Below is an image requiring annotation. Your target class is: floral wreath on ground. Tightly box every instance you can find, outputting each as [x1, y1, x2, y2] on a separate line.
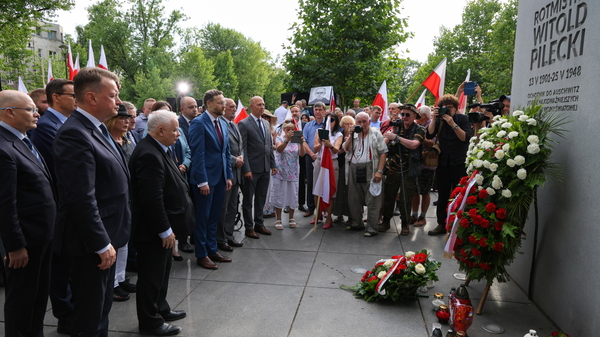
[340, 249, 441, 302]
[446, 103, 567, 284]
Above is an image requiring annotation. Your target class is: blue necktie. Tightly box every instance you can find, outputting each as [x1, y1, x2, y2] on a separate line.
[257, 118, 264, 138]
[99, 124, 119, 154]
[22, 137, 44, 166]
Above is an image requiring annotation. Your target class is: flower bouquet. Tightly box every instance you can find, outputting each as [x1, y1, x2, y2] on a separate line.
[445, 103, 567, 283]
[548, 332, 570, 337]
[340, 250, 441, 302]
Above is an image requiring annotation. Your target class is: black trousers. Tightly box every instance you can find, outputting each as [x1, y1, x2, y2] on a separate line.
[435, 164, 466, 226]
[305, 156, 315, 211]
[135, 242, 172, 331]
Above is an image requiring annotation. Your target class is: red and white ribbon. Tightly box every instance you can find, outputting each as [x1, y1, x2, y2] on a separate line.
[376, 256, 406, 295]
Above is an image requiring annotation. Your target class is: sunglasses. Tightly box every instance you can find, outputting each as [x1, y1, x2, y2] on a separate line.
[400, 113, 413, 117]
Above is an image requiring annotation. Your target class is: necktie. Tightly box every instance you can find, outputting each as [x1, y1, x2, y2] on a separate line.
[257, 118, 264, 138]
[22, 137, 44, 166]
[99, 124, 119, 154]
[168, 146, 177, 163]
[230, 122, 238, 139]
[214, 120, 223, 146]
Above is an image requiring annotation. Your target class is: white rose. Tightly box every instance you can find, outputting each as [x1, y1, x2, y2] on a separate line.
[514, 155, 526, 165]
[502, 143, 510, 151]
[502, 189, 512, 198]
[493, 115, 502, 121]
[474, 160, 483, 168]
[492, 179, 503, 189]
[502, 122, 513, 129]
[415, 263, 426, 275]
[527, 143, 540, 154]
[496, 130, 507, 138]
[517, 168, 527, 180]
[495, 150, 505, 160]
[483, 160, 491, 169]
[486, 187, 496, 195]
[519, 115, 529, 121]
[527, 118, 537, 126]
[500, 118, 508, 123]
[506, 159, 516, 167]
[378, 271, 387, 279]
[383, 259, 394, 268]
[467, 163, 474, 174]
[405, 251, 415, 259]
[478, 186, 483, 191]
[477, 151, 484, 159]
[481, 127, 491, 133]
[513, 110, 524, 116]
[491, 121, 502, 127]
[489, 163, 498, 172]
[527, 135, 539, 144]
[508, 131, 519, 139]
[475, 173, 484, 185]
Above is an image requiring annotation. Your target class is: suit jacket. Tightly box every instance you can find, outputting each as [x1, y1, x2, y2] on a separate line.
[188, 112, 233, 186]
[222, 117, 243, 186]
[178, 115, 190, 139]
[30, 110, 64, 181]
[238, 115, 276, 174]
[129, 136, 194, 242]
[52, 110, 131, 256]
[0, 126, 56, 252]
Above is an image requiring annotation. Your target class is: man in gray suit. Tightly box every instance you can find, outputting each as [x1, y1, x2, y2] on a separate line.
[217, 98, 244, 251]
[238, 96, 277, 239]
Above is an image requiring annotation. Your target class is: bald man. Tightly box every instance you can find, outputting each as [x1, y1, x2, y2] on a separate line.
[0, 90, 56, 336]
[178, 96, 199, 139]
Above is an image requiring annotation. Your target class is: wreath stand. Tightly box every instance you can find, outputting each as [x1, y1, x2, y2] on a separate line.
[463, 277, 491, 315]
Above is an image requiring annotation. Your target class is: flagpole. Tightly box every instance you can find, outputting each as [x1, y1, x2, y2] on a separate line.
[313, 196, 322, 232]
[404, 84, 424, 104]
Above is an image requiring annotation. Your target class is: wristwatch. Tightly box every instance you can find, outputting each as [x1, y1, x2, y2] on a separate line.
[452, 125, 460, 130]
[377, 169, 384, 174]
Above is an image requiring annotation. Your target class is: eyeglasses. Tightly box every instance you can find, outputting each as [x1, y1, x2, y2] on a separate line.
[56, 92, 76, 98]
[400, 113, 412, 117]
[117, 116, 130, 121]
[1, 107, 39, 114]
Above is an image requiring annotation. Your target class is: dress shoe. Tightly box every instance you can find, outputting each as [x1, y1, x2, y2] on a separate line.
[119, 280, 137, 293]
[139, 323, 181, 336]
[178, 242, 194, 253]
[113, 286, 130, 301]
[245, 228, 259, 239]
[228, 239, 243, 247]
[161, 310, 186, 322]
[255, 226, 271, 235]
[197, 257, 218, 270]
[298, 204, 308, 212]
[303, 210, 314, 217]
[428, 224, 447, 236]
[378, 221, 390, 232]
[172, 254, 183, 261]
[218, 243, 233, 252]
[433, 200, 438, 206]
[209, 252, 232, 262]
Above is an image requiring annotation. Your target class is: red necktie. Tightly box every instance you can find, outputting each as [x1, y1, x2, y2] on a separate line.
[214, 120, 223, 146]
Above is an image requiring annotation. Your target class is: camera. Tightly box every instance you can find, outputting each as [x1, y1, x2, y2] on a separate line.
[354, 125, 363, 133]
[468, 99, 505, 124]
[389, 120, 403, 127]
[437, 106, 449, 118]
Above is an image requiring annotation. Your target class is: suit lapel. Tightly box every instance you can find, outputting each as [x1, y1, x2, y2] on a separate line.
[148, 137, 187, 185]
[0, 127, 51, 179]
[203, 113, 223, 149]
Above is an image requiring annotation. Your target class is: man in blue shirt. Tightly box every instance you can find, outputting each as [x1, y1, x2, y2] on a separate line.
[301, 101, 325, 216]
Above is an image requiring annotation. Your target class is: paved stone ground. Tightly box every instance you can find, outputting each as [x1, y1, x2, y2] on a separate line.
[1, 194, 558, 336]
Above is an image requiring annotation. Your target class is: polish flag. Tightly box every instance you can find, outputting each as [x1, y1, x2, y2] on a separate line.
[372, 80, 388, 121]
[73, 54, 80, 78]
[67, 44, 75, 80]
[329, 88, 336, 114]
[458, 69, 471, 114]
[233, 98, 248, 124]
[86, 40, 95, 68]
[47, 59, 54, 83]
[98, 45, 108, 70]
[18, 77, 28, 93]
[415, 89, 427, 108]
[313, 116, 336, 212]
[422, 58, 447, 103]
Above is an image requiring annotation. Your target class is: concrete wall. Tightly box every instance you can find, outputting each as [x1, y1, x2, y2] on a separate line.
[510, 1, 600, 336]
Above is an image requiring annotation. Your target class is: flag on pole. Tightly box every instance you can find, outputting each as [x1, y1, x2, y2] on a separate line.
[47, 59, 54, 83]
[18, 77, 28, 93]
[372, 80, 388, 122]
[67, 44, 75, 80]
[86, 40, 95, 68]
[313, 116, 336, 212]
[73, 54, 80, 78]
[98, 45, 108, 70]
[329, 88, 336, 114]
[422, 58, 447, 103]
[233, 98, 248, 124]
[415, 89, 427, 108]
[458, 69, 471, 114]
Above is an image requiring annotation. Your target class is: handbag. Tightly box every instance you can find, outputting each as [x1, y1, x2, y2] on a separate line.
[422, 122, 442, 168]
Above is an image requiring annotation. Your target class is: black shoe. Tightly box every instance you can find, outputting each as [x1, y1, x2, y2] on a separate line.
[140, 323, 181, 336]
[227, 239, 243, 247]
[393, 207, 400, 216]
[178, 242, 194, 253]
[298, 204, 308, 212]
[56, 321, 70, 335]
[119, 280, 137, 293]
[161, 310, 186, 322]
[113, 286, 130, 301]
[433, 200, 438, 206]
[428, 224, 447, 236]
[173, 255, 183, 261]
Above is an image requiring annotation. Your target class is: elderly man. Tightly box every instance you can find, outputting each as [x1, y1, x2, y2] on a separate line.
[379, 104, 425, 236]
[0, 90, 56, 337]
[129, 110, 193, 336]
[343, 112, 388, 237]
[135, 98, 156, 138]
[380, 103, 400, 134]
[178, 96, 199, 139]
[238, 96, 277, 238]
[53, 67, 131, 336]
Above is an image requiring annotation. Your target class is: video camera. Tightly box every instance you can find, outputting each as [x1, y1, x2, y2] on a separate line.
[468, 99, 504, 123]
[389, 120, 403, 127]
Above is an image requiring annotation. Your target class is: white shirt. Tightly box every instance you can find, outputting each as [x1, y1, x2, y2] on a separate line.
[274, 105, 288, 125]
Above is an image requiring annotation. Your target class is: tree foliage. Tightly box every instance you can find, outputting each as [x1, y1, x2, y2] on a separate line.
[284, 0, 411, 107]
[213, 50, 238, 99]
[174, 46, 216, 99]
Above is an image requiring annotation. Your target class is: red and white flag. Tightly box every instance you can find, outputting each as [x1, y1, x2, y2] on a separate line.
[98, 45, 108, 70]
[86, 40, 95, 68]
[73, 54, 80, 78]
[422, 58, 447, 103]
[67, 44, 75, 80]
[372, 80, 388, 122]
[47, 59, 54, 83]
[233, 98, 248, 124]
[458, 69, 471, 114]
[313, 116, 336, 212]
[415, 89, 427, 108]
[18, 76, 28, 93]
[329, 88, 336, 114]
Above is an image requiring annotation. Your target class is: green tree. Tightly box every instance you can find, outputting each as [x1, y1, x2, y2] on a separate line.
[131, 67, 174, 108]
[263, 66, 287, 111]
[174, 46, 216, 98]
[213, 50, 238, 99]
[284, 0, 411, 107]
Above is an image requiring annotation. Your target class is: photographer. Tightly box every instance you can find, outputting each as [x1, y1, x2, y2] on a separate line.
[469, 94, 511, 138]
[379, 104, 425, 236]
[426, 94, 471, 236]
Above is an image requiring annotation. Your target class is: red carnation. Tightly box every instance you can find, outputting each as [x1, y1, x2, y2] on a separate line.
[480, 219, 490, 228]
[494, 221, 504, 231]
[496, 208, 507, 219]
[467, 196, 477, 205]
[361, 270, 372, 282]
[493, 242, 503, 252]
[412, 253, 428, 264]
[367, 276, 379, 283]
[460, 218, 470, 228]
[479, 262, 491, 270]
[391, 255, 402, 259]
[393, 268, 402, 274]
[449, 214, 456, 223]
[375, 262, 384, 267]
[455, 195, 463, 206]
[467, 261, 476, 268]
[471, 248, 482, 256]
[468, 208, 478, 217]
[485, 202, 497, 213]
[468, 235, 478, 244]
[473, 215, 484, 226]
[456, 238, 464, 246]
[399, 264, 407, 270]
[478, 189, 488, 199]
[478, 238, 488, 247]
[451, 187, 462, 198]
[457, 210, 463, 219]
[459, 176, 469, 186]
[469, 186, 476, 194]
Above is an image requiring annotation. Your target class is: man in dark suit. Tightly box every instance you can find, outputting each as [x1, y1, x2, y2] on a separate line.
[0, 90, 56, 337]
[129, 110, 193, 336]
[53, 67, 131, 337]
[178, 96, 198, 139]
[217, 98, 244, 252]
[188, 89, 233, 270]
[238, 96, 277, 239]
[29, 79, 77, 333]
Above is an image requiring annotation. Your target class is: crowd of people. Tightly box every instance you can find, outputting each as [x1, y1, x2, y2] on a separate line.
[0, 66, 511, 336]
